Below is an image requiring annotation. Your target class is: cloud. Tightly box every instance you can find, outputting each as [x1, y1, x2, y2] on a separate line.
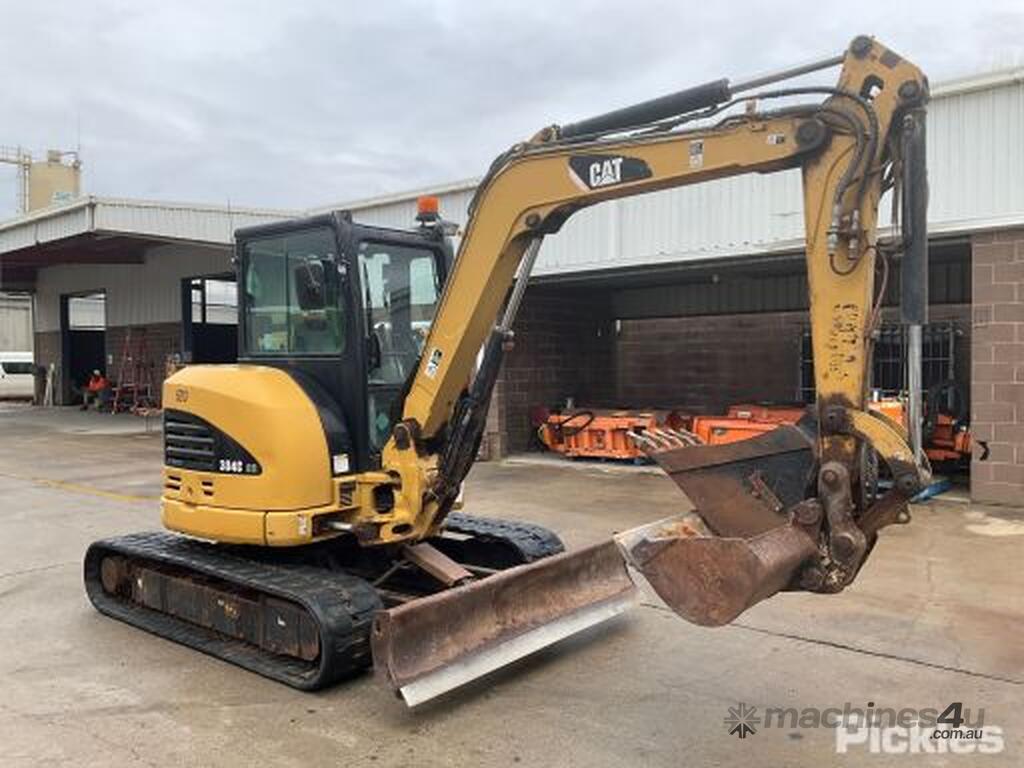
[2, 0, 1022, 218]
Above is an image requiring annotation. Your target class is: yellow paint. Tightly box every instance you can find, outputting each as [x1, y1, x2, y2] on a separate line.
[161, 365, 333, 545]
[163, 365, 331, 511]
[162, 498, 268, 545]
[27, 159, 80, 211]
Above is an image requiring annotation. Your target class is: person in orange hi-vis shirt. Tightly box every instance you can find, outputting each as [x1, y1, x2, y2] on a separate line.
[82, 369, 110, 411]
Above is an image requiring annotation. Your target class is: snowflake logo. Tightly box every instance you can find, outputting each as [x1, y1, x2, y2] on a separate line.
[724, 702, 760, 738]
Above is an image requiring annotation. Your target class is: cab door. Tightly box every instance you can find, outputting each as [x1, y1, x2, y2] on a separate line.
[353, 235, 447, 459]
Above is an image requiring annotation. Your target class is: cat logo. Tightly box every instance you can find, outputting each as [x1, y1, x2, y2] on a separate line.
[175, 387, 189, 403]
[589, 157, 623, 187]
[568, 154, 652, 191]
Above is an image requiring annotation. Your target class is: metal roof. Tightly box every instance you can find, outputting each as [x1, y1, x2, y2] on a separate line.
[0, 196, 295, 255]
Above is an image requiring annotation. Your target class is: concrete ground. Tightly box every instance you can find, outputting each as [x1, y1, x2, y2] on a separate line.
[1, 403, 1021, 767]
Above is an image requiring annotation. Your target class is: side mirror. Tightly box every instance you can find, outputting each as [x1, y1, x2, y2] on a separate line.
[294, 260, 326, 310]
[367, 330, 382, 371]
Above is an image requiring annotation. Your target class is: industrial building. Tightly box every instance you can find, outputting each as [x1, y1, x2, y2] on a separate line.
[1, 67, 1022, 505]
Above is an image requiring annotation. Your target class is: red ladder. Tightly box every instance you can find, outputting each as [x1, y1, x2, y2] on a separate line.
[111, 327, 157, 414]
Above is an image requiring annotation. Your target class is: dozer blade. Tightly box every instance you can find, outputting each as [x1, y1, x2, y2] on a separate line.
[371, 539, 636, 707]
[617, 425, 820, 626]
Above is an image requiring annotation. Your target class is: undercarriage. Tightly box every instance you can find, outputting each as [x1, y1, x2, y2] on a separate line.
[84, 514, 566, 691]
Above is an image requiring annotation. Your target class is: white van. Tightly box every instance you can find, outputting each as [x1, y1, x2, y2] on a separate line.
[0, 352, 35, 399]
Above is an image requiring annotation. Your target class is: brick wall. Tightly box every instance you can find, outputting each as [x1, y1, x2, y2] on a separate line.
[615, 312, 809, 414]
[106, 323, 182, 406]
[484, 289, 615, 456]
[484, 294, 974, 460]
[971, 229, 1024, 506]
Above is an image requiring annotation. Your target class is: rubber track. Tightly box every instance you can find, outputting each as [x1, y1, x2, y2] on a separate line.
[84, 531, 382, 690]
[84, 516, 564, 691]
[444, 513, 564, 562]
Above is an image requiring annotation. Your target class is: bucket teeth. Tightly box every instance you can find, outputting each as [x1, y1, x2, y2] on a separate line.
[655, 428, 687, 448]
[667, 427, 701, 445]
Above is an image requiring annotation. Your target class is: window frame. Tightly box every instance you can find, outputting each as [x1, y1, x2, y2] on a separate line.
[357, 239, 444, 381]
[240, 225, 346, 358]
[355, 238, 447, 452]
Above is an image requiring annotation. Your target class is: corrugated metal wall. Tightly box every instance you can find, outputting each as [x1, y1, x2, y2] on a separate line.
[345, 75, 1024, 277]
[928, 78, 1024, 226]
[93, 199, 291, 244]
[33, 243, 231, 332]
[0, 204, 91, 253]
[0, 293, 32, 350]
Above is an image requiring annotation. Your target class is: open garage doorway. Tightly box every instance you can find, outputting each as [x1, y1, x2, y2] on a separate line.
[181, 275, 238, 364]
[60, 291, 106, 405]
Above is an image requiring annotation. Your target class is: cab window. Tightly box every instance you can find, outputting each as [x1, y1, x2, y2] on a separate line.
[243, 227, 344, 355]
[358, 241, 442, 449]
[358, 242, 441, 386]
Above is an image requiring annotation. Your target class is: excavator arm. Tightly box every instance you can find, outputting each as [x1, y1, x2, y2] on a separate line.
[370, 35, 931, 701]
[382, 35, 928, 535]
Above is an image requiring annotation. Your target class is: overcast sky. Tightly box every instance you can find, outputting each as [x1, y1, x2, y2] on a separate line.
[2, 1, 1022, 219]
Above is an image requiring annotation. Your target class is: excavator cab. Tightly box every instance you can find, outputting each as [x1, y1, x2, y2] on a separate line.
[236, 211, 453, 473]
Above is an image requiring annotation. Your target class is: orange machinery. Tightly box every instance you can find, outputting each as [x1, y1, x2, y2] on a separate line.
[726, 403, 807, 424]
[687, 403, 810, 446]
[538, 398, 970, 465]
[537, 404, 805, 459]
[869, 398, 971, 463]
[688, 416, 777, 446]
[720, 400, 971, 464]
[536, 405, 792, 459]
[537, 408, 689, 460]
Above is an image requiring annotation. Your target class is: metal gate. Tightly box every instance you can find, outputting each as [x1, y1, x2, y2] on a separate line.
[799, 321, 960, 403]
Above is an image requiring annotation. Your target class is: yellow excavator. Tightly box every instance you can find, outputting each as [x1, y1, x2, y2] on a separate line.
[85, 36, 930, 706]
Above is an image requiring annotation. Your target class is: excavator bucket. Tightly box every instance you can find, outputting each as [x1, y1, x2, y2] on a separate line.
[616, 425, 820, 626]
[371, 539, 636, 706]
